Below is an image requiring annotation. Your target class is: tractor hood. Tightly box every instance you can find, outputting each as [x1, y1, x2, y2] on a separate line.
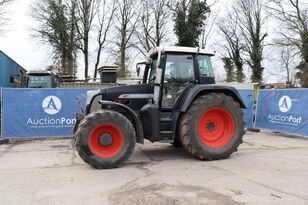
[100, 84, 154, 102]
[86, 83, 154, 114]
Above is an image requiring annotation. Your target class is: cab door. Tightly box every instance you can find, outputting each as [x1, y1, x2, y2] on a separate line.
[161, 54, 195, 109]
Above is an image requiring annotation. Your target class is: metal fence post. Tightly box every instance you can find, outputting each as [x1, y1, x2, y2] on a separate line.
[253, 88, 260, 129]
[0, 87, 3, 139]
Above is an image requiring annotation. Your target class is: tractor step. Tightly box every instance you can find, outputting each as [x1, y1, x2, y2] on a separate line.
[160, 117, 172, 122]
[160, 112, 172, 133]
[160, 130, 173, 142]
[160, 130, 173, 135]
[159, 112, 173, 142]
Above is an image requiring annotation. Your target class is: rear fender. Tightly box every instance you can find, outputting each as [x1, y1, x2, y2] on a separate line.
[174, 85, 246, 113]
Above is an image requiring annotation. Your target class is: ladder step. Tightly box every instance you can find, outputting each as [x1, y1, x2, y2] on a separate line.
[160, 130, 173, 142]
[160, 117, 172, 122]
[160, 131, 173, 135]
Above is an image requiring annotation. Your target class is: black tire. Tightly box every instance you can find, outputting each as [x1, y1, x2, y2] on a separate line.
[179, 93, 245, 160]
[75, 110, 136, 169]
[73, 119, 81, 134]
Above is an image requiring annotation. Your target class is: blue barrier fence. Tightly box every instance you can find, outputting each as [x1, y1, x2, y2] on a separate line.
[0, 88, 267, 139]
[1, 88, 91, 138]
[255, 89, 308, 137]
[238, 90, 254, 129]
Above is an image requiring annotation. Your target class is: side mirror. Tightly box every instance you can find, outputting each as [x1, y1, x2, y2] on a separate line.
[136, 65, 141, 77]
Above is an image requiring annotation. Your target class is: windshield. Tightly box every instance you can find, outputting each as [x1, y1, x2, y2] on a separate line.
[196, 55, 214, 78]
[165, 54, 194, 81]
[28, 75, 52, 88]
[147, 59, 157, 83]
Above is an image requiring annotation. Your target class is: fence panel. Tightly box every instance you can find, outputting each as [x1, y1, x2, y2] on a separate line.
[2, 88, 91, 138]
[255, 89, 308, 137]
[0, 87, 3, 138]
[238, 90, 254, 128]
[1, 88, 256, 139]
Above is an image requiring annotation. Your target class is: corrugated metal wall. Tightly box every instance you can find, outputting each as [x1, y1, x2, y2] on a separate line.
[0, 51, 26, 88]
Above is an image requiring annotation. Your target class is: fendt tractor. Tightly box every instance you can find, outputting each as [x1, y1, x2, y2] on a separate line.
[74, 46, 246, 169]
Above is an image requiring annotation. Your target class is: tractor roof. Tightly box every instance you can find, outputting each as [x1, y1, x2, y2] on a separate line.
[149, 46, 215, 57]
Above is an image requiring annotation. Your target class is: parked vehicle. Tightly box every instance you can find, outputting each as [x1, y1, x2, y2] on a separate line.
[26, 71, 58, 88]
[74, 46, 246, 169]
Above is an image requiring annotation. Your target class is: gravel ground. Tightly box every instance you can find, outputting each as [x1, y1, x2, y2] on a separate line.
[0, 131, 308, 205]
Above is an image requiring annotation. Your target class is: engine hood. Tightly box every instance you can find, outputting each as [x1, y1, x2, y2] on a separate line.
[99, 83, 154, 102]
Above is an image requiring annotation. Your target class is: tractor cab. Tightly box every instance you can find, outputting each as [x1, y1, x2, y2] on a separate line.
[139, 47, 216, 108]
[141, 47, 215, 84]
[76, 46, 246, 169]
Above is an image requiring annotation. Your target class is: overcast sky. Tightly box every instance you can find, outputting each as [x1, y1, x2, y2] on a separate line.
[0, 0, 53, 69]
[0, 0, 287, 83]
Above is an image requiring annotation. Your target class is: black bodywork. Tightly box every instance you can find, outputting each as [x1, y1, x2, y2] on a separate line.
[86, 84, 154, 114]
[85, 84, 245, 144]
[82, 51, 246, 144]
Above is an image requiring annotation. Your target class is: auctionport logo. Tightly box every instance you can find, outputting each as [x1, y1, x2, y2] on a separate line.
[26, 95, 76, 128]
[42, 96, 62, 115]
[278, 96, 292, 113]
[267, 95, 301, 126]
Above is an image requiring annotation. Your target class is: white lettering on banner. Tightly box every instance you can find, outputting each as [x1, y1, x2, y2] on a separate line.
[267, 114, 302, 126]
[27, 117, 76, 128]
[267, 95, 302, 126]
[26, 95, 76, 129]
[27, 95, 76, 128]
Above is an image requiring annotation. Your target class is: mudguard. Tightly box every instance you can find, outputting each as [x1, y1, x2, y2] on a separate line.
[99, 100, 144, 144]
[174, 84, 246, 112]
[170, 84, 246, 141]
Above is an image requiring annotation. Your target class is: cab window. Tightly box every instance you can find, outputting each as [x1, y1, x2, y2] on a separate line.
[196, 55, 214, 77]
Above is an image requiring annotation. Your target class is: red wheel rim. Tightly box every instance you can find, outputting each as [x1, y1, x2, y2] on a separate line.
[198, 108, 235, 148]
[88, 124, 124, 158]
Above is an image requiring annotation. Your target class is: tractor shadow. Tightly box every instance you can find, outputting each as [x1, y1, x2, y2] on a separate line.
[129, 143, 195, 164]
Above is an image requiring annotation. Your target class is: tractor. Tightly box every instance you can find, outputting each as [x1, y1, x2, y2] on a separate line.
[74, 46, 246, 169]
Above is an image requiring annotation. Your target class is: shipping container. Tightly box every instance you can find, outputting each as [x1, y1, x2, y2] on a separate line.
[0, 50, 27, 87]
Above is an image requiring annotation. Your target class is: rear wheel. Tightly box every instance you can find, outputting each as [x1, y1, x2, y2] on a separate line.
[179, 93, 245, 160]
[75, 110, 135, 169]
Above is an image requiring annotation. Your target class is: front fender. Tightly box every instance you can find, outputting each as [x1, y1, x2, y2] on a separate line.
[99, 100, 144, 144]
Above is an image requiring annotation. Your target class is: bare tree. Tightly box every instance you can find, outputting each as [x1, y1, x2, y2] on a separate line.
[93, 0, 116, 81]
[269, 46, 297, 84]
[235, 0, 267, 83]
[266, 0, 308, 87]
[114, 0, 140, 77]
[222, 57, 236, 82]
[280, 46, 296, 83]
[31, 0, 78, 76]
[219, 15, 245, 83]
[135, 0, 172, 56]
[75, 0, 101, 80]
[200, 12, 216, 49]
[0, 0, 13, 34]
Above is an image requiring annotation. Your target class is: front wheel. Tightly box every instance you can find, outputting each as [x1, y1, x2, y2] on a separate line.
[75, 110, 136, 169]
[179, 93, 245, 160]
